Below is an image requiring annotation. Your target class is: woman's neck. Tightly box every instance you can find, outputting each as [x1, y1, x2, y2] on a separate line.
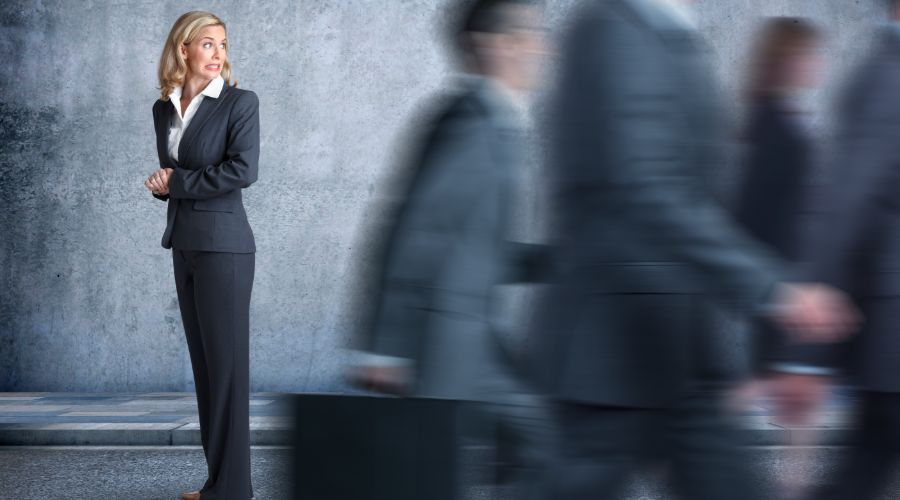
[181, 73, 213, 103]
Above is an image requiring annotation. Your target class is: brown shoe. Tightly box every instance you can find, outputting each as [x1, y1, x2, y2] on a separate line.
[180, 492, 201, 500]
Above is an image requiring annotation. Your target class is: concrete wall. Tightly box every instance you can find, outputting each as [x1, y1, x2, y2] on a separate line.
[0, 0, 887, 392]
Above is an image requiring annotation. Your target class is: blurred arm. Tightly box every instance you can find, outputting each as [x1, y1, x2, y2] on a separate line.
[364, 116, 498, 360]
[555, 14, 785, 305]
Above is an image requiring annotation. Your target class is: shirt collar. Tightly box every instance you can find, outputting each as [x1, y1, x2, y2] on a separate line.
[170, 75, 225, 101]
[630, 0, 697, 30]
[202, 75, 225, 98]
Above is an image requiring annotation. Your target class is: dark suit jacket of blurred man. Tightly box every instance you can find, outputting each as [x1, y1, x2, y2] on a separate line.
[780, 26, 900, 500]
[362, 76, 534, 400]
[356, 75, 551, 499]
[534, 1, 788, 498]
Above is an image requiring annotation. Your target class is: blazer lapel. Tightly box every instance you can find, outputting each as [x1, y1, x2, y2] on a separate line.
[177, 85, 230, 164]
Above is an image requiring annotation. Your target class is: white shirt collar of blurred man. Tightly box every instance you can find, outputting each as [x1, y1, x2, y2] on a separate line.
[634, 0, 697, 30]
[456, 73, 531, 132]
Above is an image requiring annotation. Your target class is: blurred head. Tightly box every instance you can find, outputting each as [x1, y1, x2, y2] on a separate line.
[158, 11, 234, 101]
[891, 0, 900, 20]
[450, 0, 546, 91]
[745, 17, 824, 101]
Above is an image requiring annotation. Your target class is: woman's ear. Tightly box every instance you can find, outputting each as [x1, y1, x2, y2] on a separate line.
[180, 43, 187, 60]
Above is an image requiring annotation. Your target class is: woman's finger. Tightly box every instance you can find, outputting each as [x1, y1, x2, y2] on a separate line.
[151, 175, 166, 193]
[158, 170, 171, 188]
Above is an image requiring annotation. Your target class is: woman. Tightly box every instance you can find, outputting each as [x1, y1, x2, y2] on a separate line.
[734, 17, 826, 500]
[736, 17, 824, 263]
[144, 11, 259, 500]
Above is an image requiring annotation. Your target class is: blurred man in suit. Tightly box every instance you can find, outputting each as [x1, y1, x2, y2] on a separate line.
[770, 1, 900, 498]
[535, 0, 859, 498]
[351, 0, 551, 496]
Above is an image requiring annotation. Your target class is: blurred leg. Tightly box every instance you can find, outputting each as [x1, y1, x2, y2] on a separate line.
[481, 385, 555, 500]
[668, 388, 768, 500]
[469, 335, 556, 500]
[544, 402, 650, 500]
[815, 391, 900, 500]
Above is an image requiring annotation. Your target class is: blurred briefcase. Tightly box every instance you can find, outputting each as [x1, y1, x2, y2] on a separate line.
[291, 394, 464, 500]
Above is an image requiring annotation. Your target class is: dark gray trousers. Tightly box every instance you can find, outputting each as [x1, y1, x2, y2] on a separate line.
[816, 391, 900, 500]
[546, 389, 767, 500]
[173, 250, 255, 500]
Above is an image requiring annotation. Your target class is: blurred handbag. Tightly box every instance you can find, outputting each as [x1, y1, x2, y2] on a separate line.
[291, 394, 465, 500]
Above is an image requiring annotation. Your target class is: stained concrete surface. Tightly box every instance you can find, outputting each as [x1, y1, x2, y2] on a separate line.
[0, 1, 888, 392]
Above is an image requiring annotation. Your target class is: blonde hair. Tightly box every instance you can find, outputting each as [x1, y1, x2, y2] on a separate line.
[158, 11, 235, 101]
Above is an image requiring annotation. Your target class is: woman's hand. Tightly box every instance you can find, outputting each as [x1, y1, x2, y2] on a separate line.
[145, 168, 174, 195]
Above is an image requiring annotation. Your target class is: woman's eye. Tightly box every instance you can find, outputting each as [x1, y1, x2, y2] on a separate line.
[203, 42, 212, 49]
[220, 44, 226, 50]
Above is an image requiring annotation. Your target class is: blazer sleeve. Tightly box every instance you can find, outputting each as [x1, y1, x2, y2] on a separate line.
[167, 91, 260, 200]
[557, 13, 786, 305]
[365, 117, 497, 360]
[151, 101, 170, 202]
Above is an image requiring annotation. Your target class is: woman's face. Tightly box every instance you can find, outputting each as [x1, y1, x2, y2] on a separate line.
[784, 43, 825, 91]
[182, 25, 227, 81]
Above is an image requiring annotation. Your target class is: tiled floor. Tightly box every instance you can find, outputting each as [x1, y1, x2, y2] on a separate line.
[0, 392, 295, 445]
[0, 391, 855, 446]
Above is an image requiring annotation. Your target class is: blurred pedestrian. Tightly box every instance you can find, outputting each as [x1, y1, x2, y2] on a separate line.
[771, 2, 900, 499]
[351, 1, 552, 497]
[534, 1, 858, 499]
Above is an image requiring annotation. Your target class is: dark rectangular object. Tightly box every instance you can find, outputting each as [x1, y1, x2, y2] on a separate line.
[291, 395, 463, 500]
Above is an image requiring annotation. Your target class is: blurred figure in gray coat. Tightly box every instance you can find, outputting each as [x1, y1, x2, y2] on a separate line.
[534, 1, 859, 499]
[732, 18, 828, 499]
[769, 1, 900, 499]
[351, 0, 551, 496]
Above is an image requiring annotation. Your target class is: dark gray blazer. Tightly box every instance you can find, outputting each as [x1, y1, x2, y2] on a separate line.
[359, 78, 528, 399]
[151, 85, 259, 253]
[735, 97, 815, 262]
[781, 30, 900, 391]
[735, 97, 817, 373]
[534, 0, 786, 407]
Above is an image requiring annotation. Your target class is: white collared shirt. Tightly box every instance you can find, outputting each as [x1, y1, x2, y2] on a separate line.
[167, 75, 224, 162]
[642, 0, 697, 29]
